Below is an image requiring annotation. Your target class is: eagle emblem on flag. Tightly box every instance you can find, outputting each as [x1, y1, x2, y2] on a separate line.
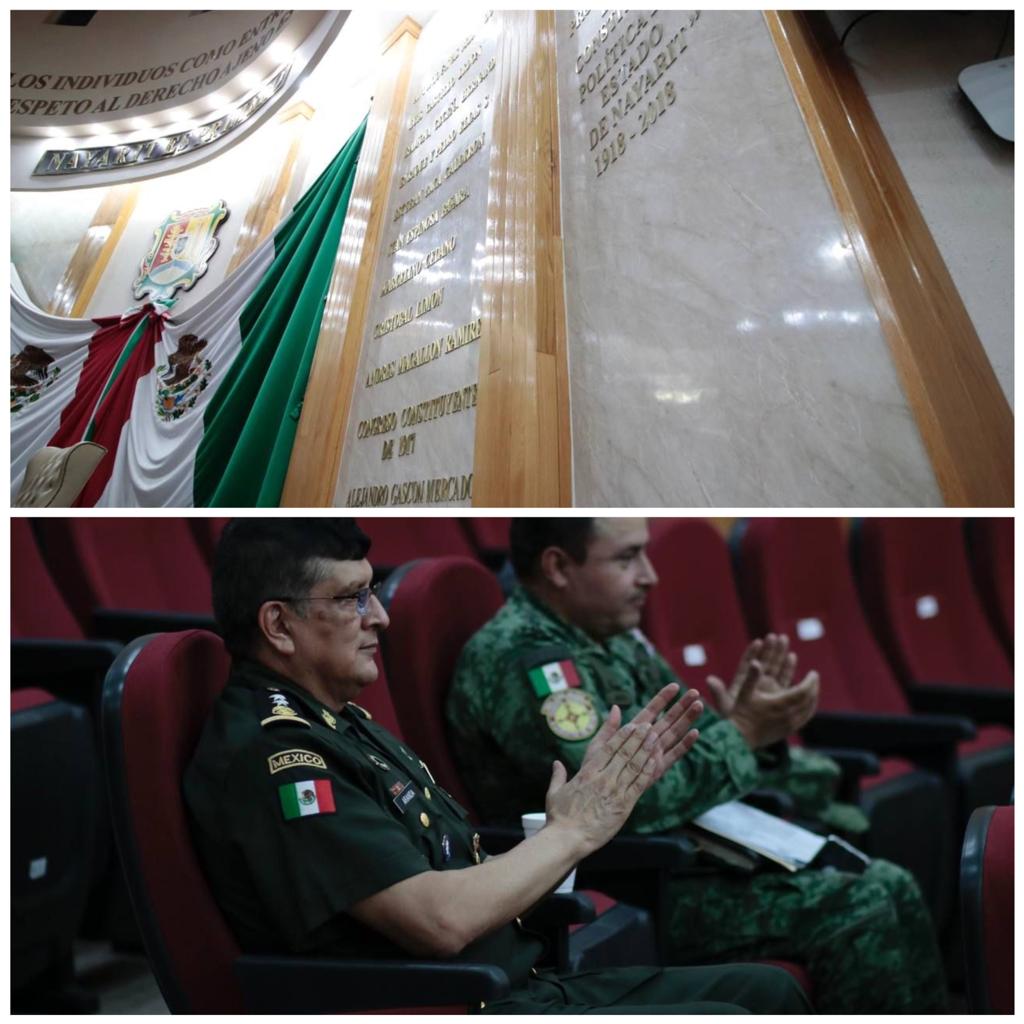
[11, 344, 60, 414]
[154, 333, 211, 421]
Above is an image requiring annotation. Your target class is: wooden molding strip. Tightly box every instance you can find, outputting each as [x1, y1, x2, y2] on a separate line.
[471, 11, 571, 506]
[767, 11, 1013, 507]
[281, 19, 421, 507]
[50, 183, 138, 318]
[225, 102, 316, 276]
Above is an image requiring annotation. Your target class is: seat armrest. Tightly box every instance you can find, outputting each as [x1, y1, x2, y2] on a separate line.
[234, 956, 510, 1012]
[91, 608, 218, 644]
[802, 710, 975, 751]
[12, 637, 122, 681]
[811, 746, 881, 781]
[578, 833, 698, 872]
[524, 890, 596, 930]
[477, 826, 698, 872]
[905, 684, 1013, 729]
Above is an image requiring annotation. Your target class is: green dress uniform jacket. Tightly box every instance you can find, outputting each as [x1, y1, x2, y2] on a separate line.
[183, 659, 811, 1015]
[446, 587, 948, 1013]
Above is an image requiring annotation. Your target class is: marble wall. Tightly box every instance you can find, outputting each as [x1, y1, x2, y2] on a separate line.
[556, 10, 943, 506]
[333, 10, 498, 508]
[830, 10, 1013, 407]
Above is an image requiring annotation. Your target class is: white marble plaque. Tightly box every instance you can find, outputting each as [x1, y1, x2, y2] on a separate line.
[335, 10, 498, 508]
[556, 10, 942, 506]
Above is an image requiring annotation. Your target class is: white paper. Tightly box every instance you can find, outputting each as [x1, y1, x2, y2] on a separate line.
[693, 800, 827, 871]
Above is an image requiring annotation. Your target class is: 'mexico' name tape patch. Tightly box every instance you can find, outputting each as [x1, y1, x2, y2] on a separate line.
[279, 779, 335, 820]
[268, 749, 328, 775]
[528, 659, 580, 698]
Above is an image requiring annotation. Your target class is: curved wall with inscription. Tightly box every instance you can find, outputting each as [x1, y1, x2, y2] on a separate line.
[556, 10, 942, 506]
[334, 10, 499, 509]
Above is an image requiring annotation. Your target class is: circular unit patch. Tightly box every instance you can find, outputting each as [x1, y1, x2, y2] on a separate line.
[540, 689, 599, 741]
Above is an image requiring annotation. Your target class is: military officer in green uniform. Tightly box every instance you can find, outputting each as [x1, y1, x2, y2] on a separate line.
[447, 518, 948, 1013]
[184, 519, 812, 1014]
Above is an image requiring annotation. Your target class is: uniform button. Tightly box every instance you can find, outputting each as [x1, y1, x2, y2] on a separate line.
[419, 811, 431, 828]
[515, 916, 523, 927]
[424, 787, 432, 800]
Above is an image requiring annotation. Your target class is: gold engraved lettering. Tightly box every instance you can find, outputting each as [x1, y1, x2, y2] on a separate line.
[398, 432, 417, 457]
[356, 411, 398, 439]
[365, 361, 397, 388]
[443, 317, 483, 353]
[425, 76, 456, 115]
[380, 236, 456, 295]
[346, 474, 473, 508]
[433, 95, 459, 133]
[459, 96, 488, 135]
[400, 382, 478, 428]
[430, 128, 457, 162]
[415, 32, 476, 105]
[381, 438, 394, 461]
[403, 127, 432, 159]
[460, 57, 497, 104]
[388, 188, 469, 256]
[373, 287, 444, 340]
[398, 339, 444, 375]
[457, 46, 481, 80]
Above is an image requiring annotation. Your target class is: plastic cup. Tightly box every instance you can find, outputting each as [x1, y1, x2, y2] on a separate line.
[521, 811, 576, 893]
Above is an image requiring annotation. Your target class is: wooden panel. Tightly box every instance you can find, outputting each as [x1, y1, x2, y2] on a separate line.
[281, 18, 421, 507]
[49, 183, 138, 317]
[225, 101, 315, 276]
[471, 11, 571, 506]
[767, 12, 1013, 507]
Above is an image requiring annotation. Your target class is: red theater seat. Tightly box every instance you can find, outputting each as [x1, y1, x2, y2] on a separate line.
[855, 518, 1012, 706]
[189, 517, 231, 566]
[735, 518, 1009, 824]
[966, 518, 1013, 658]
[377, 556, 813, 993]
[642, 517, 953, 928]
[357, 517, 476, 573]
[101, 630, 509, 1013]
[34, 518, 216, 642]
[961, 806, 1014, 1014]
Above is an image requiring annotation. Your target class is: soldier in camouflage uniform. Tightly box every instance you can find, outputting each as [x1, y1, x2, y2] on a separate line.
[184, 519, 812, 1015]
[447, 518, 948, 1013]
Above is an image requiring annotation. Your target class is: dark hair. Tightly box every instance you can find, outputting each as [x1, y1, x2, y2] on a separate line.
[509, 518, 596, 580]
[212, 518, 371, 658]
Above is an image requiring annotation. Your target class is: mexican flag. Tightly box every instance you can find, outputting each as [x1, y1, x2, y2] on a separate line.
[279, 778, 336, 820]
[528, 659, 581, 698]
[10, 117, 366, 507]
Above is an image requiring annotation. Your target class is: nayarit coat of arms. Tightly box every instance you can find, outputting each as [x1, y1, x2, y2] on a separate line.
[155, 334, 211, 421]
[133, 200, 228, 305]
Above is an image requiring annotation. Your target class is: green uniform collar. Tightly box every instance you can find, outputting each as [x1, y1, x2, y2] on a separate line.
[511, 585, 619, 658]
[230, 658, 358, 736]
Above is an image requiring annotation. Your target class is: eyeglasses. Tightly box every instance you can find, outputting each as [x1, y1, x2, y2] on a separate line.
[270, 582, 382, 617]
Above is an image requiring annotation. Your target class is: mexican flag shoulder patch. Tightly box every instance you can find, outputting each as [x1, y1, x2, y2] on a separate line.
[527, 659, 580, 698]
[279, 778, 335, 820]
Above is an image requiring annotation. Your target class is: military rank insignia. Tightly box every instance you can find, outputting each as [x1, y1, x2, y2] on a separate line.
[528, 658, 581, 697]
[278, 779, 335, 820]
[260, 689, 310, 728]
[541, 689, 600, 741]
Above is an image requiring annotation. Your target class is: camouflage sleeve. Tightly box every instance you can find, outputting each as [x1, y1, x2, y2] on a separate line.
[621, 635, 765, 833]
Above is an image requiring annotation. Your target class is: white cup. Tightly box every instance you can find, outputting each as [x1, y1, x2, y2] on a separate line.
[522, 811, 577, 893]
